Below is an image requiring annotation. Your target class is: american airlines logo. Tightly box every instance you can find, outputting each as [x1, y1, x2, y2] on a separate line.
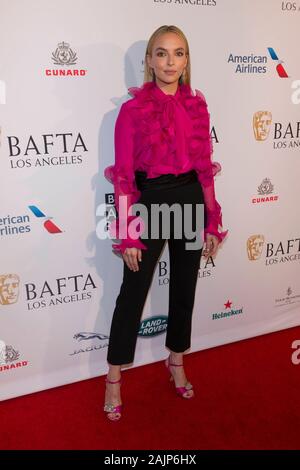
[267, 47, 289, 78]
[28, 205, 63, 234]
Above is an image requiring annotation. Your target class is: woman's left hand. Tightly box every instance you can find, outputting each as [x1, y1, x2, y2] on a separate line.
[202, 233, 219, 258]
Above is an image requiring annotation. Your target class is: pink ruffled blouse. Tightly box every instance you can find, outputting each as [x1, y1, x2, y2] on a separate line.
[104, 80, 228, 253]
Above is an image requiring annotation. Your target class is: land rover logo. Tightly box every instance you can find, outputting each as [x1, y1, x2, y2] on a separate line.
[138, 316, 168, 337]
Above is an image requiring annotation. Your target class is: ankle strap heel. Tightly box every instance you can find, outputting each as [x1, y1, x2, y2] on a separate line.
[105, 377, 122, 385]
[165, 355, 194, 400]
[104, 375, 122, 421]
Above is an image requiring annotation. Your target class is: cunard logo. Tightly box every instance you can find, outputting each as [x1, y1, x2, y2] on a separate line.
[1, 345, 20, 363]
[258, 178, 274, 195]
[0, 340, 29, 372]
[252, 178, 279, 204]
[52, 41, 77, 66]
[45, 41, 87, 77]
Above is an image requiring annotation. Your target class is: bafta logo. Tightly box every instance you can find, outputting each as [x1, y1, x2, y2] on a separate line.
[0, 274, 20, 305]
[253, 111, 272, 141]
[247, 235, 265, 260]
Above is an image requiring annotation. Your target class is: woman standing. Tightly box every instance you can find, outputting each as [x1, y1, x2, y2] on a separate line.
[103, 25, 227, 421]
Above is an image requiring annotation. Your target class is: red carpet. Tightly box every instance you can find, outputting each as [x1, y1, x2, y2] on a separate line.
[1, 326, 300, 450]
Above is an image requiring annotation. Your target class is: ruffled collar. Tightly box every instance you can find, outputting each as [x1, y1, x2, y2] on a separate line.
[125, 80, 215, 178]
[151, 81, 182, 102]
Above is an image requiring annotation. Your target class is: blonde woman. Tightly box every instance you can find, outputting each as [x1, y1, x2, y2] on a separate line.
[103, 25, 227, 421]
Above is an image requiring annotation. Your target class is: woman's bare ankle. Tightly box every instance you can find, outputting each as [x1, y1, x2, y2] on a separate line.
[107, 364, 122, 381]
[169, 351, 183, 365]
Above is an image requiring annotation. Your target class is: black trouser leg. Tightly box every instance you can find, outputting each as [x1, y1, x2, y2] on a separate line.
[165, 236, 202, 353]
[165, 179, 204, 353]
[107, 237, 166, 365]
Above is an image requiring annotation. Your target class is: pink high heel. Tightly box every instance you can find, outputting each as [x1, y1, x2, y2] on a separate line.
[103, 377, 122, 421]
[165, 355, 194, 399]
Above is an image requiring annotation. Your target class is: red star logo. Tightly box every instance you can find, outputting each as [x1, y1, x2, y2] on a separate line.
[224, 300, 232, 309]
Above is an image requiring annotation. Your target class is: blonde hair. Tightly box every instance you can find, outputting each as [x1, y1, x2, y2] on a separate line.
[143, 25, 191, 86]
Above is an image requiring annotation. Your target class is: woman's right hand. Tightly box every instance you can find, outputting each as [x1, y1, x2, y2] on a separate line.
[123, 247, 142, 271]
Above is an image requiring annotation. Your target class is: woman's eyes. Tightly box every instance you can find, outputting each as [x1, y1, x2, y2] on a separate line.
[157, 52, 184, 57]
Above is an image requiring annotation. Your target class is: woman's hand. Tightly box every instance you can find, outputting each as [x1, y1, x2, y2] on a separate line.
[123, 247, 142, 271]
[202, 233, 219, 259]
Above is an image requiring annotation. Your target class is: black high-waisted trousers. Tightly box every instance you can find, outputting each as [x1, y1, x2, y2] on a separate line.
[107, 169, 205, 365]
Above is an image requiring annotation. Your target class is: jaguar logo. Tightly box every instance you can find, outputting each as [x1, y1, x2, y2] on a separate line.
[73, 332, 109, 342]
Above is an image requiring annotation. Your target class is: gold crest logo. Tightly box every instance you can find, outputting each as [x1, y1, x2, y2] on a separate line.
[253, 111, 272, 141]
[0, 274, 20, 305]
[247, 235, 265, 260]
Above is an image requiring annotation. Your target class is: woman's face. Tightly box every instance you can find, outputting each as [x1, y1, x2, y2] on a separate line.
[147, 32, 188, 87]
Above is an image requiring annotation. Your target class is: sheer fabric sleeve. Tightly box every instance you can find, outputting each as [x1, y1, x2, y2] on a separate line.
[104, 103, 147, 253]
[193, 92, 228, 243]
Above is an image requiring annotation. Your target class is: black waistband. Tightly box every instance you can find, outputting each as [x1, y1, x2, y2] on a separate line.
[135, 169, 198, 191]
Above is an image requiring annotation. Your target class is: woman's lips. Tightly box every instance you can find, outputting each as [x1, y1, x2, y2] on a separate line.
[164, 70, 177, 75]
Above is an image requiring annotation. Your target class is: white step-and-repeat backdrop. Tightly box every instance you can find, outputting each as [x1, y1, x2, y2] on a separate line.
[1, 0, 299, 401]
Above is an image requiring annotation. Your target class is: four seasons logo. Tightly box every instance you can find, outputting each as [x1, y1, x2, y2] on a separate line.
[275, 287, 300, 308]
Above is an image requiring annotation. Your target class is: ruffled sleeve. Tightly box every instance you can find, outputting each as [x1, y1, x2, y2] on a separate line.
[192, 90, 228, 243]
[104, 103, 148, 253]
